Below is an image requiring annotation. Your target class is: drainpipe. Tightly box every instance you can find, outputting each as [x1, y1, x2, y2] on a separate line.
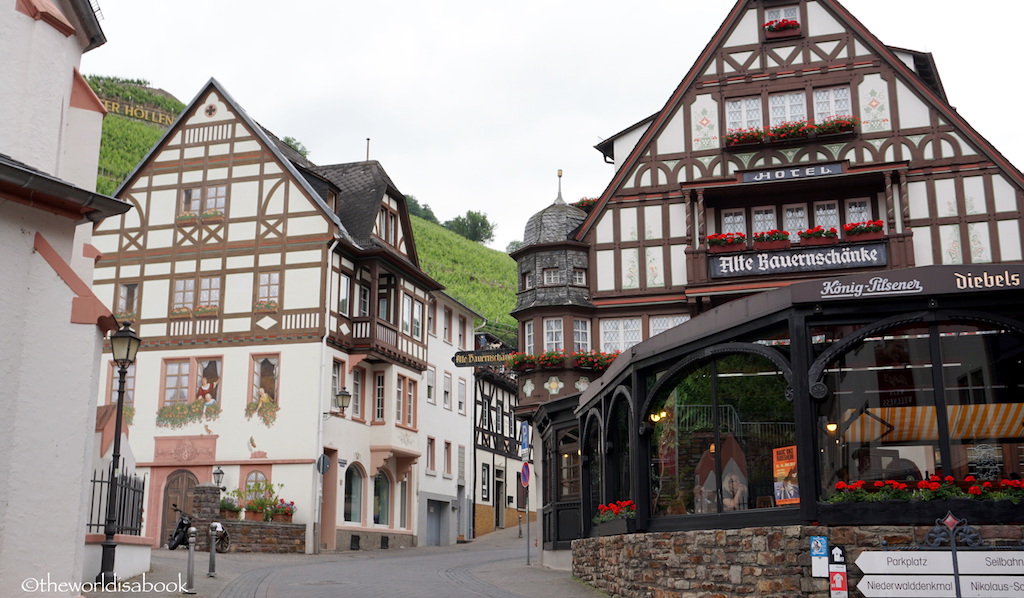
[313, 237, 341, 554]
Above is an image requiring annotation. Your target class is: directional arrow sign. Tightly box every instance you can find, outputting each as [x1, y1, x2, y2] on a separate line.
[858, 575, 1024, 598]
[830, 545, 847, 564]
[956, 552, 1024, 575]
[855, 551, 953, 574]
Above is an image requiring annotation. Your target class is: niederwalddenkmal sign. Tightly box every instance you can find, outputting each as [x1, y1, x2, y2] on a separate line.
[710, 243, 886, 278]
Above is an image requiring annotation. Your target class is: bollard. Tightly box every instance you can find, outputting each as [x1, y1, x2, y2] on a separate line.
[183, 526, 197, 594]
[208, 522, 222, 578]
[518, 514, 522, 538]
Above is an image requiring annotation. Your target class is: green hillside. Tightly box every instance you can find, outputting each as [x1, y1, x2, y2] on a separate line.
[410, 215, 518, 345]
[87, 75, 184, 195]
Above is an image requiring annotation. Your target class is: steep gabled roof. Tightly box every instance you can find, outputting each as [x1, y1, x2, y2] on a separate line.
[575, 0, 1024, 242]
[115, 78, 353, 243]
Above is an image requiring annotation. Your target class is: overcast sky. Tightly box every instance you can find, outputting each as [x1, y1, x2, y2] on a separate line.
[82, 1, 1023, 251]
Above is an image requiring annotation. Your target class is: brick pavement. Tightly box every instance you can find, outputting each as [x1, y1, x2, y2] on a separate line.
[80, 524, 607, 598]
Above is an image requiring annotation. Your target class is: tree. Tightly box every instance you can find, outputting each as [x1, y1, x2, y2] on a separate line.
[281, 136, 309, 158]
[506, 240, 524, 253]
[404, 195, 439, 224]
[443, 210, 496, 244]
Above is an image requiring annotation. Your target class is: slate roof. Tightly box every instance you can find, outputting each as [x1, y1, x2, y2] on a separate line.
[311, 161, 398, 246]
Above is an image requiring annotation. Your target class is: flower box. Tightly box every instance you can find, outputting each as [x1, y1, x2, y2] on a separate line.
[591, 518, 637, 537]
[817, 499, 1024, 526]
[219, 509, 240, 521]
[845, 230, 885, 242]
[175, 213, 198, 225]
[799, 236, 839, 246]
[709, 243, 746, 254]
[765, 26, 801, 40]
[169, 308, 192, 319]
[244, 510, 263, 522]
[271, 512, 293, 523]
[754, 240, 792, 251]
[254, 301, 279, 313]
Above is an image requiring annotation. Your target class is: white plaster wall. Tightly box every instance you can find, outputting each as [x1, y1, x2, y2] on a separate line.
[62, 105, 104, 191]
[0, 201, 104, 592]
[612, 126, 647, 172]
[896, 80, 931, 129]
[0, 0, 86, 175]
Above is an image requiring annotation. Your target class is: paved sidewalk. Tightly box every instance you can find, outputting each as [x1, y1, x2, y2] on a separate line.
[81, 524, 606, 598]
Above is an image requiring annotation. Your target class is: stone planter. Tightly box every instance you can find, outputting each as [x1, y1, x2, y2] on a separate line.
[816, 499, 1024, 526]
[799, 235, 839, 246]
[219, 509, 240, 521]
[709, 243, 746, 254]
[765, 26, 801, 40]
[753, 240, 792, 251]
[845, 230, 885, 242]
[244, 510, 264, 522]
[271, 512, 293, 523]
[591, 518, 637, 537]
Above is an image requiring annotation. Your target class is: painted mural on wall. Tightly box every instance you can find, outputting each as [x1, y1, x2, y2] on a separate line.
[245, 356, 280, 427]
[156, 358, 222, 428]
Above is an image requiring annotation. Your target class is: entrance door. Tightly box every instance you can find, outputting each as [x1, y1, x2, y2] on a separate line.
[321, 448, 338, 551]
[162, 470, 198, 547]
[494, 480, 505, 528]
[426, 500, 442, 546]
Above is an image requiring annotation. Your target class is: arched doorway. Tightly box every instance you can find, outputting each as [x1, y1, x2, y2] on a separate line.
[162, 470, 198, 547]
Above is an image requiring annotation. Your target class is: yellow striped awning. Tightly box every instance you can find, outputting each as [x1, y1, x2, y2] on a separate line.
[842, 403, 1024, 443]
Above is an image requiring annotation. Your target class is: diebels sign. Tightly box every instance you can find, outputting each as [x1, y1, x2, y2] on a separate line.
[710, 243, 886, 278]
[790, 265, 1024, 304]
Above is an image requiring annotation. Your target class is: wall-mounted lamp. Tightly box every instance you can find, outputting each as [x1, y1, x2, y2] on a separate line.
[826, 422, 838, 433]
[324, 387, 353, 419]
[212, 466, 226, 491]
[649, 410, 668, 423]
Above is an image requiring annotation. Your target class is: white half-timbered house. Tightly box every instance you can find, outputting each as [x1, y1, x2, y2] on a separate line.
[91, 79, 443, 552]
[511, 0, 1024, 573]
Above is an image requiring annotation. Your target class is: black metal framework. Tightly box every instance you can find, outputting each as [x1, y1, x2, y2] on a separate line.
[87, 458, 145, 535]
[573, 265, 1024, 537]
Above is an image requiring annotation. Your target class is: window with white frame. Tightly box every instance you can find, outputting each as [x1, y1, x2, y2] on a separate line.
[443, 372, 452, 409]
[496, 400, 504, 435]
[769, 91, 806, 126]
[458, 316, 467, 349]
[523, 271, 534, 290]
[721, 209, 746, 235]
[458, 378, 466, 414]
[181, 185, 227, 215]
[726, 97, 762, 131]
[172, 279, 195, 311]
[374, 373, 385, 421]
[351, 368, 363, 419]
[339, 273, 351, 316]
[523, 321, 534, 354]
[426, 367, 436, 404]
[846, 198, 871, 224]
[402, 295, 413, 334]
[405, 378, 415, 426]
[543, 269, 561, 285]
[572, 269, 586, 286]
[544, 318, 563, 351]
[784, 204, 808, 233]
[359, 285, 370, 317]
[814, 87, 852, 121]
[426, 437, 436, 472]
[573, 320, 591, 352]
[766, 5, 799, 23]
[117, 283, 138, 316]
[198, 276, 220, 310]
[413, 300, 424, 340]
[257, 272, 279, 307]
[331, 360, 343, 413]
[651, 315, 690, 337]
[752, 207, 777, 234]
[601, 318, 642, 352]
[814, 201, 840, 229]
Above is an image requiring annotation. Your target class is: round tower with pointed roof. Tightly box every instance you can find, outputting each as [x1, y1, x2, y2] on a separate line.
[511, 171, 592, 337]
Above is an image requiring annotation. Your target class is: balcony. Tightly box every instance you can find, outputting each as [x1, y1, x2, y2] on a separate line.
[352, 316, 426, 369]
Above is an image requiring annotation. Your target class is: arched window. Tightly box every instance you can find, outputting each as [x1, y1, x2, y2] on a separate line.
[344, 466, 363, 523]
[815, 319, 1024, 496]
[608, 399, 631, 502]
[373, 472, 390, 526]
[583, 417, 602, 511]
[244, 471, 268, 501]
[649, 352, 793, 516]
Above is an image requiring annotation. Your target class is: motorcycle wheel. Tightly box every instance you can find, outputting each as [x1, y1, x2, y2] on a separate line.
[215, 529, 230, 553]
[168, 530, 185, 550]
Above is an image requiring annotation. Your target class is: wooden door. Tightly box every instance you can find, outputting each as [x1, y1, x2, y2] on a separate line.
[161, 470, 198, 546]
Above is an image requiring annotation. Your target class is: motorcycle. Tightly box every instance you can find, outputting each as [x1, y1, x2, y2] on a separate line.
[167, 503, 231, 553]
[167, 503, 191, 550]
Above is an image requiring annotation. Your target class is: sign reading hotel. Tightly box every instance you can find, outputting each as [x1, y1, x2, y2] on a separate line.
[740, 162, 844, 183]
[710, 243, 886, 278]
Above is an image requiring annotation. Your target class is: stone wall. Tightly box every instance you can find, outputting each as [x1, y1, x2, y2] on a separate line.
[190, 483, 304, 553]
[333, 529, 415, 551]
[572, 524, 1024, 598]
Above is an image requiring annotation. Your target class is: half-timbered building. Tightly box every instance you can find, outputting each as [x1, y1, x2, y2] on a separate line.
[91, 79, 445, 552]
[510, 0, 1024, 587]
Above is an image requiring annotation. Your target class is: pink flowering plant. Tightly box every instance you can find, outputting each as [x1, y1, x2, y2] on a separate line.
[593, 500, 637, 524]
[827, 475, 1024, 504]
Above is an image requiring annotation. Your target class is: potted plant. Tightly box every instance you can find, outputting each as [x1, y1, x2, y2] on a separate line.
[591, 499, 637, 536]
[505, 352, 538, 372]
[766, 120, 813, 142]
[254, 299, 278, 313]
[843, 219, 885, 241]
[816, 115, 860, 136]
[536, 349, 570, 369]
[707, 232, 747, 253]
[270, 499, 297, 523]
[219, 497, 241, 520]
[764, 18, 801, 39]
[797, 225, 839, 246]
[818, 476, 1024, 525]
[752, 229, 791, 250]
[724, 127, 765, 148]
[572, 197, 599, 213]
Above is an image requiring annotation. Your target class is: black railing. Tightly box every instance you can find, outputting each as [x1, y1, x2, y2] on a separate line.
[87, 460, 146, 535]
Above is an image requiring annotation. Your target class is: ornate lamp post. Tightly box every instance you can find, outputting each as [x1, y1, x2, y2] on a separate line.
[97, 322, 141, 584]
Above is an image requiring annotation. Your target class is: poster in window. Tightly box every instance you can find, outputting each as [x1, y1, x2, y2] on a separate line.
[773, 445, 799, 505]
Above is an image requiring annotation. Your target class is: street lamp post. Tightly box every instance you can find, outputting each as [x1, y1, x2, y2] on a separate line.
[97, 323, 141, 584]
